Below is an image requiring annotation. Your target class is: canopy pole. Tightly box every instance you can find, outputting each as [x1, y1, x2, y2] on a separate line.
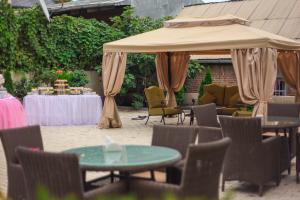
[167, 52, 172, 87]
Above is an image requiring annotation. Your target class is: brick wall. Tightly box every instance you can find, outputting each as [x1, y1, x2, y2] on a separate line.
[186, 63, 237, 93]
[186, 63, 295, 96]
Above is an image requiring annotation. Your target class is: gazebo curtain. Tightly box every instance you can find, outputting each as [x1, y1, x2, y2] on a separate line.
[278, 51, 300, 103]
[99, 52, 127, 129]
[155, 52, 190, 107]
[231, 48, 278, 116]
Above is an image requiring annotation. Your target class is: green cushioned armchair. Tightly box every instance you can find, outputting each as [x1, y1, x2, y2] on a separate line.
[144, 86, 182, 125]
[198, 84, 243, 115]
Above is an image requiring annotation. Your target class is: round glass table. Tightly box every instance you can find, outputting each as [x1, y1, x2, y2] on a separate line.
[261, 116, 300, 130]
[64, 145, 182, 172]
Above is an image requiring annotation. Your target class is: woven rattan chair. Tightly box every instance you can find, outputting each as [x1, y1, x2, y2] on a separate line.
[267, 103, 300, 175]
[16, 147, 127, 200]
[167, 126, 224, 184]
[197, 126, 223, 143]
[134, 125, 197, 182]
[193, 103, 220, 127]
[297, 132, 300, 183]
[130, 138, 231, 200]
[0, 125, 43, 200]
[219, 116, 281, 196]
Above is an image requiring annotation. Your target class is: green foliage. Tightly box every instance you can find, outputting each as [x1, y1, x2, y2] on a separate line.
[175, 87, 186, 106]
[198, 67, 213, 98]
[131, 93, 144, 110]
[68, 70, 89, 87]
[0, 0, 18, 70]
[14, 77, 33, 100]
[3, 70, 15, 94]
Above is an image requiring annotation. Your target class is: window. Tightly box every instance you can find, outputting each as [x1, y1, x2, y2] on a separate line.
[274, 77, 287, 96]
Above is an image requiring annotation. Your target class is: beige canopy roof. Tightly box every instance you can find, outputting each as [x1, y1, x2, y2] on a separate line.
[104, 15, 300, 53]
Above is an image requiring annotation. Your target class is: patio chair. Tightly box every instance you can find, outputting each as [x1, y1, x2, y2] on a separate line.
[219, 116, 281, 196]
[16, 147, 127, 200]
[297, 132, 300, 183]
[129, 138, 231, 200]
[267, 103, 300, 175]
[144, 86, 182, 125]
[167, 126, 224, 184]
[193, 103, 220, 127]
[133, 125, 197, 182]
[0, 125, 43, 200]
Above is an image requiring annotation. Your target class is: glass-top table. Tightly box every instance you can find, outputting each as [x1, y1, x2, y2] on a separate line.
[261, 116, 300, 130]
[64, 145, 181, 172]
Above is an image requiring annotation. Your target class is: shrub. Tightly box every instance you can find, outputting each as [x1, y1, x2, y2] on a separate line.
[198, 67, 212, 98]
[131, 93, 144, 110]
[14, 77, 32, 99]
[68, 70, 89, 87]
[3, 70, 15, 95]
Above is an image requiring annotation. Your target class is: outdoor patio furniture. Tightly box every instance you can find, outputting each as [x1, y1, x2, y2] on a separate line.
[167, 126, 224, 184]
[198, 84, 242, 115]
[197, 126, 223, 143]
[16, 147, 127, 200]
[0, 125, 43, 200]
[266, 103, 300, 175]
[129, 138, 231, 200]
[193, 103, 220, 127]
[63, 145, 181, 179]
[297, 132, 300, 183]
[144, 86, 182, 125]
[150, 125, 197, 182]
[219, 116, 281, 196]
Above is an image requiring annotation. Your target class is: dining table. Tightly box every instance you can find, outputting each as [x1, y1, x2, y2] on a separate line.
[64, 145, 182, 172]
[64, 144, 181, 189]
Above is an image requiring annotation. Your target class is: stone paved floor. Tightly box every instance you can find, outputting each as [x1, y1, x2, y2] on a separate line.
[1, 109, 300, 199]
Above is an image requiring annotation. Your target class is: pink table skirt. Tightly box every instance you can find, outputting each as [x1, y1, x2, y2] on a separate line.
[0, 97, 27, 130]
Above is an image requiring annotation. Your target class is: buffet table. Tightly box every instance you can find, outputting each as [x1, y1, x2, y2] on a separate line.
[0, 96, 27, 129]
[24, 95, 102, 126]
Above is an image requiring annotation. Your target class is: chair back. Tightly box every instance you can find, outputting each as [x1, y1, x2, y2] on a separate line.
[0, 125, 43, 164]
[17, 147, 84, 200]
[152, 125, 197, 158]
[193, 103, 219, 127]
[180, 138, 231, 199]
[197, 126, 223, 143]
[144, 86, 165, 109]
[268, 103, 300, 118]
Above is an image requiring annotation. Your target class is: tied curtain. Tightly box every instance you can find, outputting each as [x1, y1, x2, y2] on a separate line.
[231, 48, 278, 116]
[155, 52, 190, 107]
[99, 52, 127, 128]
[278, 51, 300, 102]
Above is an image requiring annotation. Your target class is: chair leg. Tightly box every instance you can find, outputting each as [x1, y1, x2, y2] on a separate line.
[150, 170, 155, 181]
[162, 116, 166, 125]
[259, 185, 264, 196]
[145, 116, 150, 125]
[180, 113, 183, 125]
[297, 171, 299, 184]
[110, 171, 114, 183]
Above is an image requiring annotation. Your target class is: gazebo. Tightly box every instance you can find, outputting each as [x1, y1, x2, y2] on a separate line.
[99, 15, 300, 128]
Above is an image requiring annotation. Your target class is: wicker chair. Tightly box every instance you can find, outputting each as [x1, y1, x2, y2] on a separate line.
[197, 126, 223, 143]
[16, 147, 127, 200]
[134, 125, 197, 182]
[219, 116, 281, 196]
[167, 126, 224, 184]
[130, 138, 231, 200]
[0, 125, 43, 200]
[297, 132, 300, 183]
[193, 103, 220, 127]
[267, 103, 300, 175]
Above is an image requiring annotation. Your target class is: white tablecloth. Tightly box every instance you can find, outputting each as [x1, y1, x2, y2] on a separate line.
[24, 95, 102, 126]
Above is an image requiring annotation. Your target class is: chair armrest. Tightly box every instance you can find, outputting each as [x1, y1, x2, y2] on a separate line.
[262, 136, 280, 176]
[83, 181, 127, 200]
[130, 179, 180, 198]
